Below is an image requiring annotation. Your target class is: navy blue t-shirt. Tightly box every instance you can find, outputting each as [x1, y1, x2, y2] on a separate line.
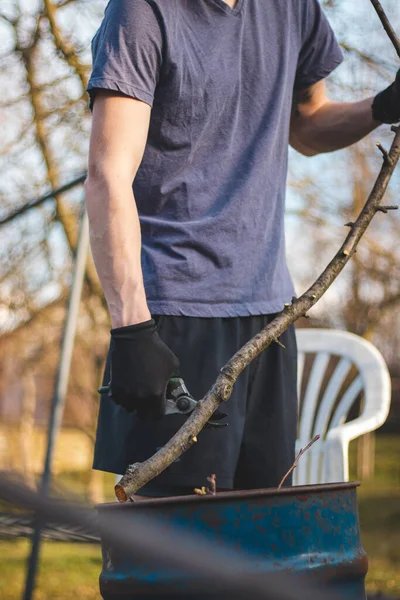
[88, 0, 343, 317]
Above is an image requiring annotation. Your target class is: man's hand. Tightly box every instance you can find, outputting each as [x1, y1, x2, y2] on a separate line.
[372, 69, 400, 124]
[109, 320, 180, 419]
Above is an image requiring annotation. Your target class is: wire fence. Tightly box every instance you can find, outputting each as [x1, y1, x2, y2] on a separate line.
[0, 512, 100, 543]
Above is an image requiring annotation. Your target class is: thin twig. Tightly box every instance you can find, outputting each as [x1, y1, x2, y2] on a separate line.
[207, 474, 217, 495]
[273, 337, 286, 350]
[376, 142, 391, 164]
[370, 0, 400, 58]
[278, 435, 321, 489]
[376, 205, 398, 213]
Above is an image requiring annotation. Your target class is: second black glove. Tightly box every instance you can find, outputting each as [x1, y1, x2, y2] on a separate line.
[109, 319, 180, 419]
[372, 69, 400, 124]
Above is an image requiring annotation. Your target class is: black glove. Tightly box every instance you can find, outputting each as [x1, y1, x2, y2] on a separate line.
[372, 69, 400, 124]
[109, 319, 180, 419]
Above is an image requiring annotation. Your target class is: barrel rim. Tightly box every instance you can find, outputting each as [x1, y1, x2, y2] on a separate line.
[97, 481, 360, 511]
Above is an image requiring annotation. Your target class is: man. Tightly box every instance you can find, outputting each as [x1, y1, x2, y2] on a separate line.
[85, 0, 400, 496]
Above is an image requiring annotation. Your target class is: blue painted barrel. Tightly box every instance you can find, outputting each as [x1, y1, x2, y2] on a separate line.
[98, 482, 367, 599]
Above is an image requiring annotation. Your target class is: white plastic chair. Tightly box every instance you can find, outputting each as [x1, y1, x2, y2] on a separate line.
[295, 328, 391, 485]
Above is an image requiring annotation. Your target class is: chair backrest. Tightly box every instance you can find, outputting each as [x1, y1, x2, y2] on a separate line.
[294, 328, 391, 485]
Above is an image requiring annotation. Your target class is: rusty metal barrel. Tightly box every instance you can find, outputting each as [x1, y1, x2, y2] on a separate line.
[98, 482, 367, 599]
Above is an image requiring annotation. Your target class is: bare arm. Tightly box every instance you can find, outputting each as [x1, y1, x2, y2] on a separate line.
[84, 91, 151, 328]
[290, 80, 381, 157]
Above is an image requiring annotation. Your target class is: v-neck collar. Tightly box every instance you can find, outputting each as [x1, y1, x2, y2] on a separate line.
[208, 0, 245, 17]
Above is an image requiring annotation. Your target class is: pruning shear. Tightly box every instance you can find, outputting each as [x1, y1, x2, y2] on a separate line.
[98, 377, 228, 430]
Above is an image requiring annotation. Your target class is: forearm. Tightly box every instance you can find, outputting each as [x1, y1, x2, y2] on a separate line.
[85, 175, 150, 328]
[291, 97, 381, 156]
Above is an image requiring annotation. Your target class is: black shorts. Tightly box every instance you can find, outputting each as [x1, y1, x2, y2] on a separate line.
[93, 315, 298, 492]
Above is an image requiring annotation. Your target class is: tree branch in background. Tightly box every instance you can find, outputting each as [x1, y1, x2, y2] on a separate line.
[21, 43, 100, 297]
[44, 0, 89, 89]
[115, 2, 400, 502]
[21, 30, 78, 248]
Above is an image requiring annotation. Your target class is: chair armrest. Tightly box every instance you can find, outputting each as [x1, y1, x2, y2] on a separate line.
[328, 411, 388, 447]
[324, 408, 389, 482]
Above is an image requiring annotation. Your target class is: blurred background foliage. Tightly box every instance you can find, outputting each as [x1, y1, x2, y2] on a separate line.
[0, 0, 399, 597]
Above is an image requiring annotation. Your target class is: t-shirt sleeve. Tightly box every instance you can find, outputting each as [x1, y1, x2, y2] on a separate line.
[295, 0, 343, 90]
[87, 0, 163, 109]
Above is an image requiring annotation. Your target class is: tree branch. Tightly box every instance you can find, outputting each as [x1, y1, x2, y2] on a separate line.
[115, 1, 400, 502]
[44, 0, 89, 89]
[21, 44, 101, 297]
[278, 435, 320, 489]
[370, 0, 400, 58]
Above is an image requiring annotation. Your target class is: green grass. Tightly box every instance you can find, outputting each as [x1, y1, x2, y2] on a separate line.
[1, 434, 399, 599]
[351, 434, 400, 596]
[0, 540, 102, 600]
[358, 486, 400, 595]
